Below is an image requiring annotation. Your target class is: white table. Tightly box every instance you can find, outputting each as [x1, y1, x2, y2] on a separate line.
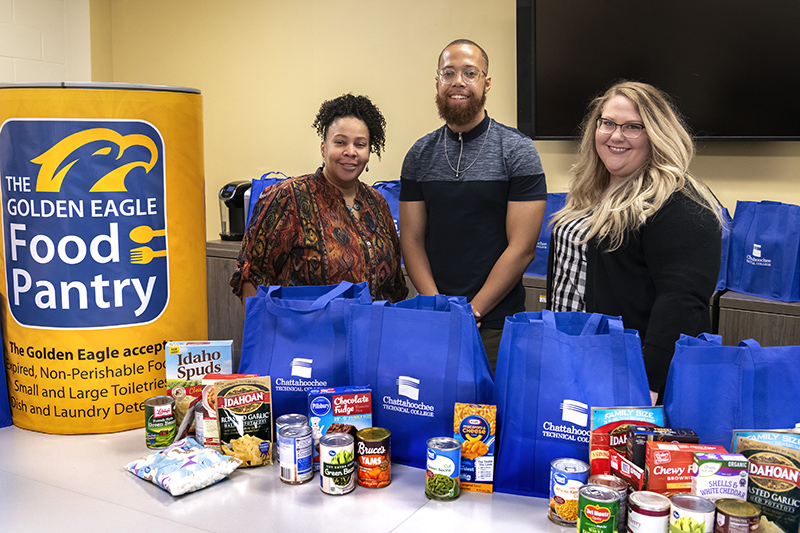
[0, 425, 571, 532]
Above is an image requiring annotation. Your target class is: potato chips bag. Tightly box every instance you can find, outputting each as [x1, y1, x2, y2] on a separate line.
[214, 376, 273, 467]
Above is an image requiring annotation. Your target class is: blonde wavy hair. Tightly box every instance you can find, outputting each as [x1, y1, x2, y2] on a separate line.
[552, 80, 723, 250]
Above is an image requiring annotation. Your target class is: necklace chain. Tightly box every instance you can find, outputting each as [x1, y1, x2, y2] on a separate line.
[444, 120, 492, 178]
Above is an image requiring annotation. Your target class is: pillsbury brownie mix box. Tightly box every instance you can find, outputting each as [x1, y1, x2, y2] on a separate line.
[308, 386, 372, 471]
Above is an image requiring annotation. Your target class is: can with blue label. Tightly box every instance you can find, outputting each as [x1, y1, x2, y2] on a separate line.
[426, 436, 462, 501]
[278, 423, 313, 485]
[549, 457, 590, 526]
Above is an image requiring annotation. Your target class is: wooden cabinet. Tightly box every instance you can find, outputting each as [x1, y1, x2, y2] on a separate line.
[717, 290, 800, 346]
[206, 240, 245, 371]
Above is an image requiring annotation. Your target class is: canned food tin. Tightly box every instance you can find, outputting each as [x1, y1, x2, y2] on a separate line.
[577, 484, 620, 533]
[628, 491, 670, 533]
[275, 413, 309, 461]
[356, 427, 391, 488]
[670, 493, 716, 533]
[144, 396, 176, 449]
[714, 499, 761, 533]
[278, 424, 313, 485]
[425, 437, 461, 501]
[589, 474, 629, 528]
[319, 432, 355, 495]
[549, 458, 590, 526]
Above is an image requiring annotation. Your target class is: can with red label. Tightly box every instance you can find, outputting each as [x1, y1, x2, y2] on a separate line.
[356, 427, 391, 488]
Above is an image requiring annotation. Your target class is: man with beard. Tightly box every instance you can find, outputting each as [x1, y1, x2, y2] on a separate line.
[399, 39, 547, 369]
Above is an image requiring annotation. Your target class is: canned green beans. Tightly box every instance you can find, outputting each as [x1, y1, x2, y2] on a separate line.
[144, 396, 176, 449]
[425, 437, 462, 501]
[320, 433, 355, 495]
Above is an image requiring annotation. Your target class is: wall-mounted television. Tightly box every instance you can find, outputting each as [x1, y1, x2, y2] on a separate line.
[517, 0, 800, 140]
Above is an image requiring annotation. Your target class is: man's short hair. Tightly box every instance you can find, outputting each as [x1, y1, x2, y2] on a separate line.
[438, 39, 489, 72]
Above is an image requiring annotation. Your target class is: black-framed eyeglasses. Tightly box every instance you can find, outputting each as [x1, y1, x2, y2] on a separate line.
[436, 67, 486, 84]
[596, 118, 646, 139]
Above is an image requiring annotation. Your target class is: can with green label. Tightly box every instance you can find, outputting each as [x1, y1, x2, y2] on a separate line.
[578, 483, 620, 533]
[144, 396, 176, 449]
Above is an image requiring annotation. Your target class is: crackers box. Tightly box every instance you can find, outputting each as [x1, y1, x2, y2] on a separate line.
[627, 425, 699, 468]
[308, 386, 372, 471]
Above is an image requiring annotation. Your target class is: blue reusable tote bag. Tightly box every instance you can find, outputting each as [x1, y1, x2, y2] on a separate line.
[493, 310, 650, 497]
[1, 329, 11, 428]
[726, 200, 800, 301]
[526, 192, 567, 277]
[371, 180, 400, 237]
[716, 207, 733, 291]
[350, 294, 494, 468]
[239, 281, 371, 419]
[664, 333, 800, 449]
[245, 172, 288, 227]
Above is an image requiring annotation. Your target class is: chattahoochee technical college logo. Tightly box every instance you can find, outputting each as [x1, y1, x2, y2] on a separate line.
[0, 119, 168, 329]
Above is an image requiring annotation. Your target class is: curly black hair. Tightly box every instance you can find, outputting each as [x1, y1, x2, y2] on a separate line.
[312, 94, 387, 159]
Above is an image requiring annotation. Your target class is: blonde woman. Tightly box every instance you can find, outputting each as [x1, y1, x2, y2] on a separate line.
[546, 81, 724, 404]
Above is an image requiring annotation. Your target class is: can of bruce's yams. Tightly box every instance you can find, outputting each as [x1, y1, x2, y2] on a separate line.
[589, 474, 629, 529]
[275, 413, 309, 461]
[577, 484, 620, 533]
[714, 499, 761, 533]
[319, 433, 355, 495]
[144, 395, 176, 449]
[356, 427, 391, 488]
[627, 491, 670, 533]
[549, 458, 590, 526]
[670, 493, 716, 533]
[278, 423, 313, 485]
[425, 437, 462, 501]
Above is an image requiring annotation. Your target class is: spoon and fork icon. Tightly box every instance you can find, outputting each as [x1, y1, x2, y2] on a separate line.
[129, 225, 166, 265]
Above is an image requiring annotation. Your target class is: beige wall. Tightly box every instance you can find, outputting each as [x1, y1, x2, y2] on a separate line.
[93, 0, 800, 240]
[0, 0, 91, 82]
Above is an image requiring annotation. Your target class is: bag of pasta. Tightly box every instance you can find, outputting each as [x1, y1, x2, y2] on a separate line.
[214, 376, 273, 467]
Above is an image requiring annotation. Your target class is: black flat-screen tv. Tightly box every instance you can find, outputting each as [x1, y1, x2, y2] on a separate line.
[517, 0, 800, 140]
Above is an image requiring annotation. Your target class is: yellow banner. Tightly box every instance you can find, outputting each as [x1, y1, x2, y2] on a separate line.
[0, 85, 207, 434]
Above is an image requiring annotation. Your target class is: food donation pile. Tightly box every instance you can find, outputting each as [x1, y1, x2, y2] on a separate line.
[123, 340, 800, 533]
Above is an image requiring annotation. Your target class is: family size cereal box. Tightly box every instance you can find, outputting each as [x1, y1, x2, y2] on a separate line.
[308, 386, 372, 471]
[165, 340, 233, 430]
[453, 403, 496, 493]
[691, 452, 749, 501]
[645, 441, 727, 496]
[589, 406, 665, 475]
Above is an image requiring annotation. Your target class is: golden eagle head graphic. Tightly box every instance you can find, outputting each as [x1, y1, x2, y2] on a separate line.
[30, 128, 159, 193]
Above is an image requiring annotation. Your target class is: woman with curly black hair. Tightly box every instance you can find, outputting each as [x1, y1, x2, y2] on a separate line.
[231, 94, 408, 303]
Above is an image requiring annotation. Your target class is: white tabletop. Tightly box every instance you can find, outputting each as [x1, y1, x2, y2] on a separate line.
[0, 425, 571, 532]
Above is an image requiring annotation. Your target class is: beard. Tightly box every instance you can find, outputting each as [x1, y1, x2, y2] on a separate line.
[435, 91, 487, 127]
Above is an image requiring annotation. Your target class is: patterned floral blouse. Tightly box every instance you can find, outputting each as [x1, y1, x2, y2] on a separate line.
[230, 168, 408, 302]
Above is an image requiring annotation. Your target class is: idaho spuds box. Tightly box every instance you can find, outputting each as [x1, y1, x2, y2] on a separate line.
[308, 386, 372, 471]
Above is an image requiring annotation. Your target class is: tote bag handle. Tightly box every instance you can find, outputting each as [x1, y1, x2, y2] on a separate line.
[262, 281, 357, 317]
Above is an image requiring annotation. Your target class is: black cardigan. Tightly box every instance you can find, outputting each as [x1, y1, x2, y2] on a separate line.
[547, 190, 722, 396]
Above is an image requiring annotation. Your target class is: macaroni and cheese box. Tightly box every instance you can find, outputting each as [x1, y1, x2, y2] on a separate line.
[165, 340, 233, 430]
[691, 452, 749, 501]
[307, 386, 372, 471]
[454, 403, 496, 493]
